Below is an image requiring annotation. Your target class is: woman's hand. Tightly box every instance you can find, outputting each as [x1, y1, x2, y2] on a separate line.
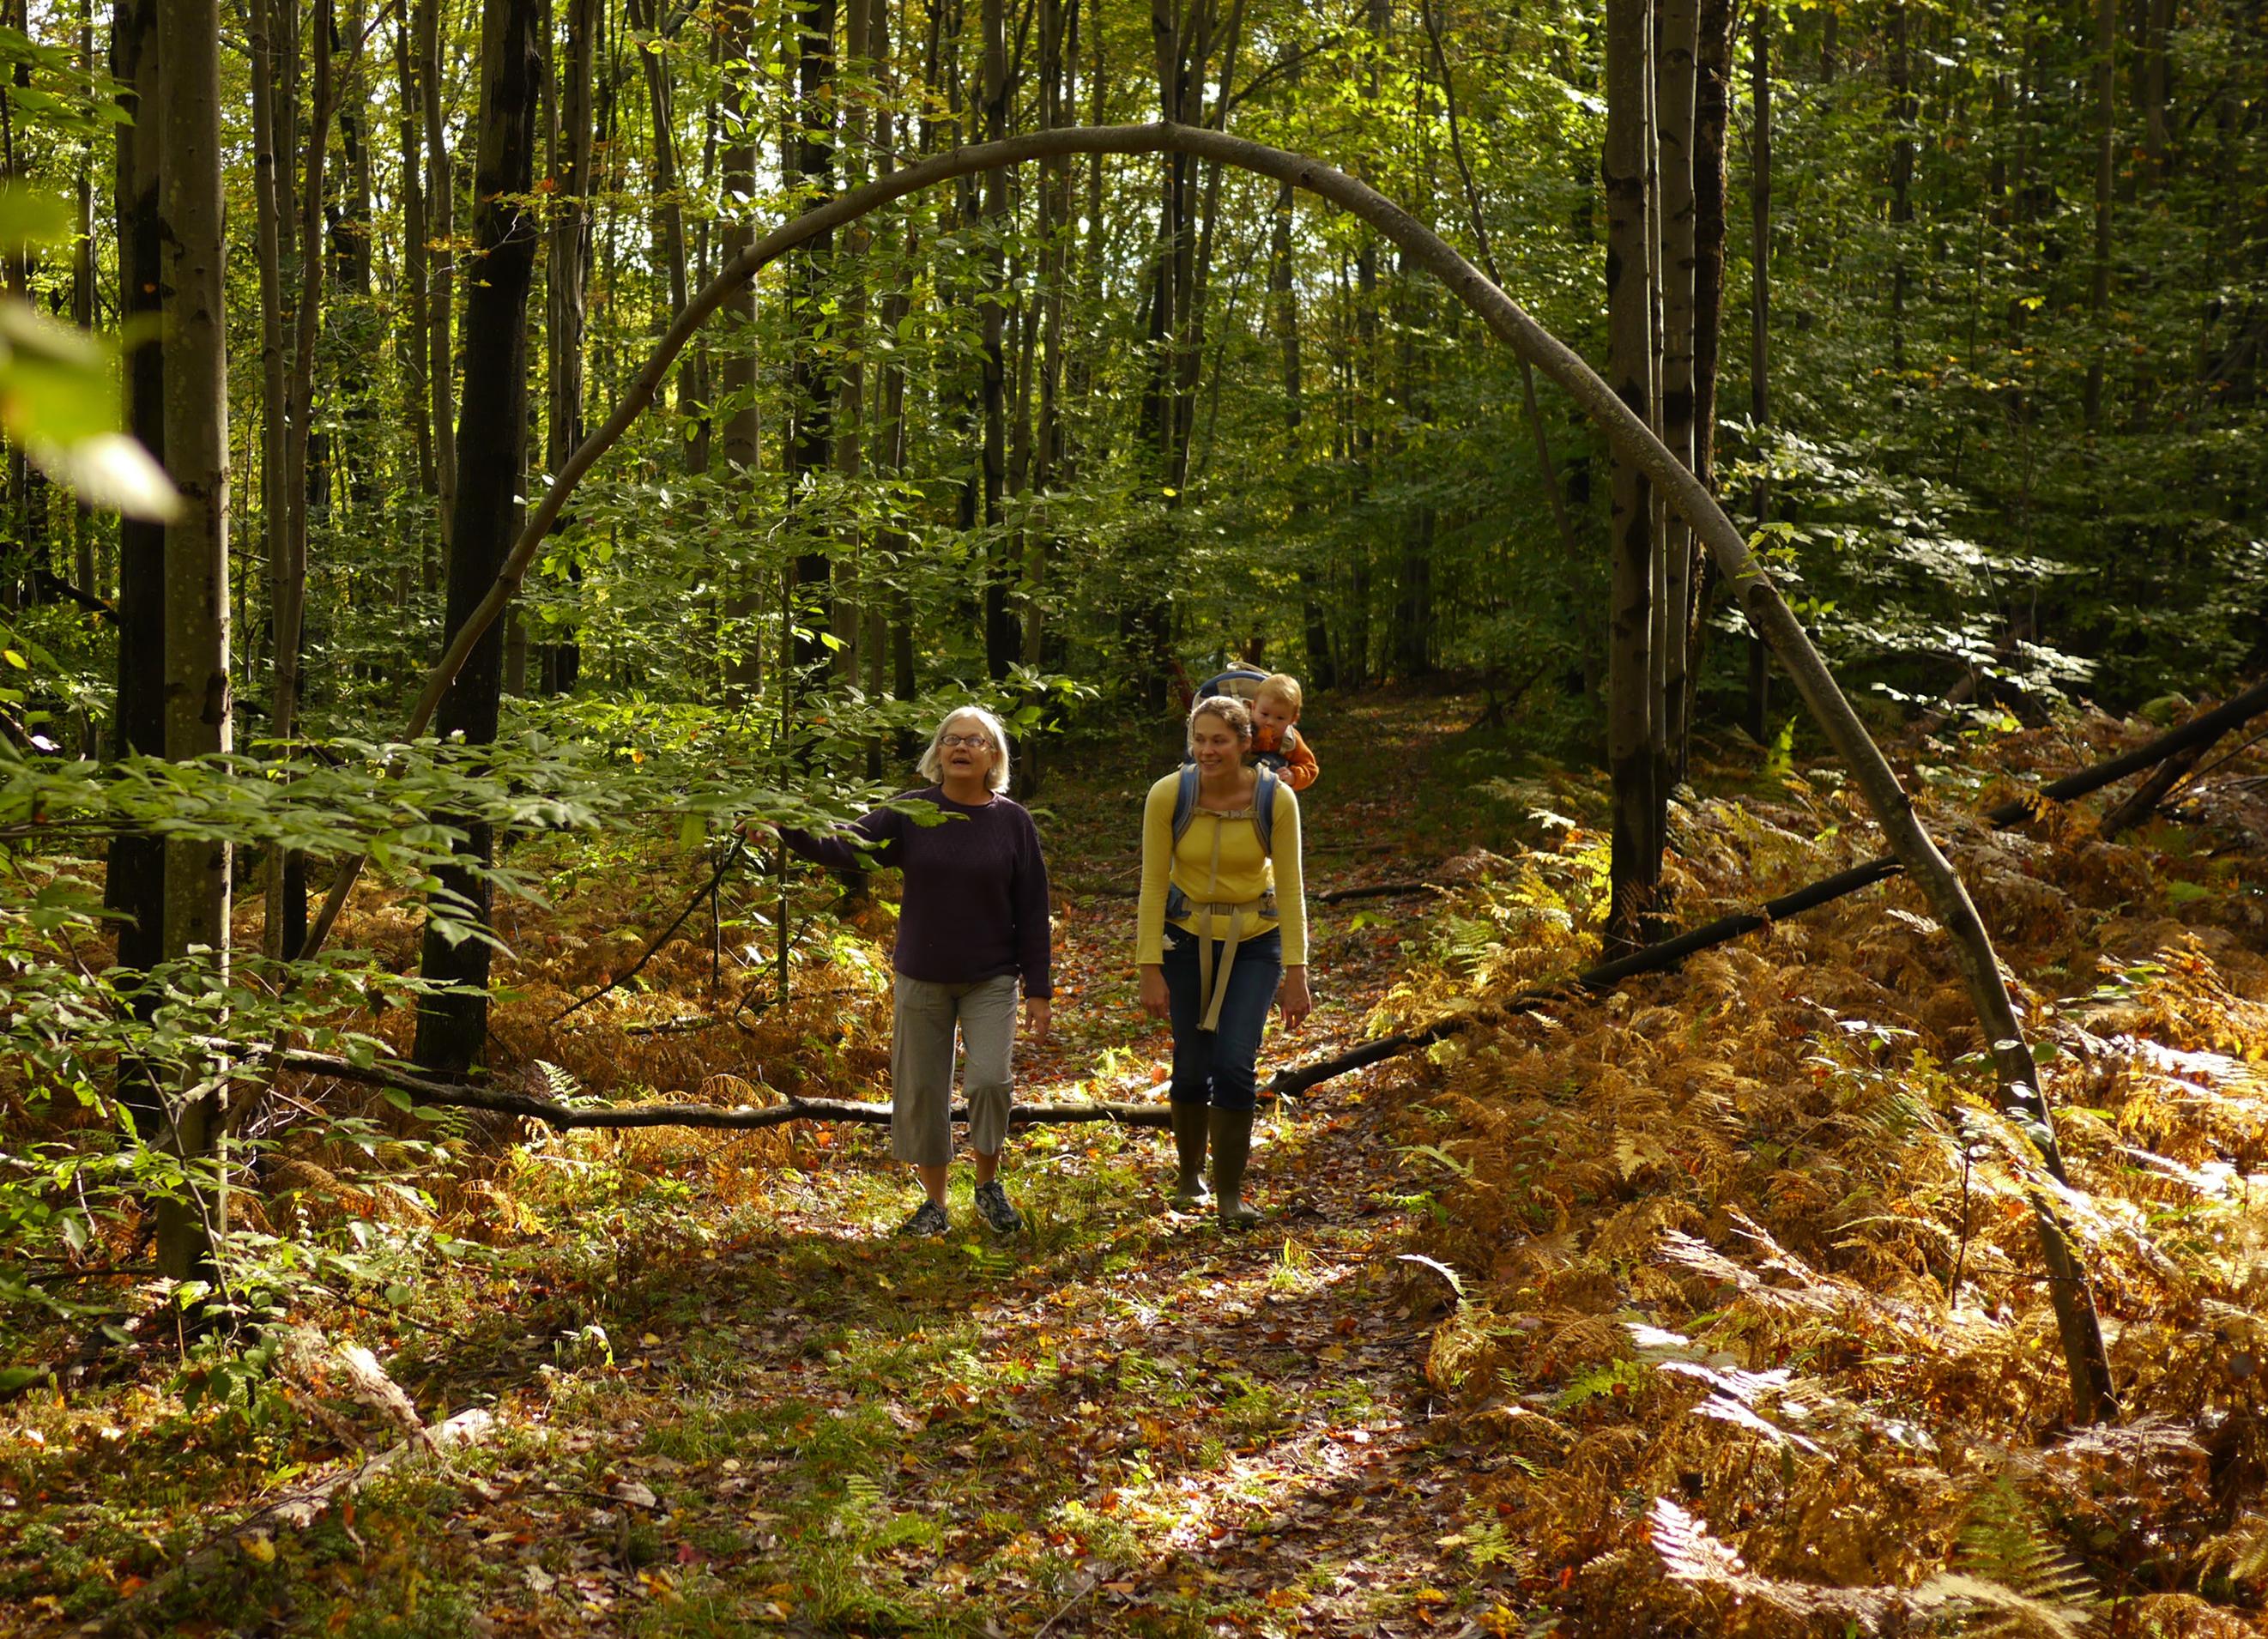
[1025, 995, 1052, 1044]
[1139, 965, 1170, 1020]
[1276, 967, 1313, 1031]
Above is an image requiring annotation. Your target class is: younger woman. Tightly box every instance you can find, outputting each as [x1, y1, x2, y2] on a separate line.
[1136, 695, 1311, 1228]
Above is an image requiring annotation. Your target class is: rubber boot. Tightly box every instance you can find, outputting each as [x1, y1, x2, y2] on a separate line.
[1208, 1107, 1264, 1230]
[1169, 1101, 1212, 1210]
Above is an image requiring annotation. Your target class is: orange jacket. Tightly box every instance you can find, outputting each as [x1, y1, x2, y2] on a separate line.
[1252, 723, 1318, 791]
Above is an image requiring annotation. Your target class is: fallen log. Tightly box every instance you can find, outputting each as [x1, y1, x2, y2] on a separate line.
[1270, 680, 2268, 1099]
[1317, 880, 1442, 904]
[276, 1049, 1170, 1128]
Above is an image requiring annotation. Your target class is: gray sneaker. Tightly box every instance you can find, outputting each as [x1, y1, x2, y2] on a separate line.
[897, 1198, 950, 1238]
[972, 1180, 1023, 1235]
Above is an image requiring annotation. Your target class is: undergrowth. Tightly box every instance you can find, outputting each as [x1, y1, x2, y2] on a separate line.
[1386, 709, 2268, 1634]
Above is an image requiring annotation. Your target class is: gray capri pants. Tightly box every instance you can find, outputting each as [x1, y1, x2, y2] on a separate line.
[889, 972, 1019, 1167]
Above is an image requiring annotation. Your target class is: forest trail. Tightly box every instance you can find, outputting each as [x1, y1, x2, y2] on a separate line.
[107, 692, 1511, 1637]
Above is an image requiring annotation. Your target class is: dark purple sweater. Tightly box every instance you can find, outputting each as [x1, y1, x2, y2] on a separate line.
[782, 788, 1053, 997]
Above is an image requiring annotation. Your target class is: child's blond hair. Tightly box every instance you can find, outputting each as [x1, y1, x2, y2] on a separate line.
[1255, 673, 1304, 716]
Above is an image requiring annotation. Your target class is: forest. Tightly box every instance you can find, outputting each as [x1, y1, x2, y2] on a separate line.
[2, 0, 2267, 1630]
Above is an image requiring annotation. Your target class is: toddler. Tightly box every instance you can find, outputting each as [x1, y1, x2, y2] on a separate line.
[1249, 673, 1319, 791]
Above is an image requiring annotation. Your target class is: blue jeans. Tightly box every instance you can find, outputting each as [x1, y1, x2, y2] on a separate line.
[1162, 925, 1282, 1113]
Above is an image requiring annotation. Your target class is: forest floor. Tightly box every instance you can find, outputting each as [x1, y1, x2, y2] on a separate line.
[12, 685, 2268, 1638]
[6, 687, 1553, 1637]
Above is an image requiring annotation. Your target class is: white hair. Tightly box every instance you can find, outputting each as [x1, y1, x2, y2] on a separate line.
[916, 704, 1013, 793]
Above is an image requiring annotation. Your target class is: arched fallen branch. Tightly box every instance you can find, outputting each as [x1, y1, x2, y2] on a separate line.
[291, 121, 2114, 1417]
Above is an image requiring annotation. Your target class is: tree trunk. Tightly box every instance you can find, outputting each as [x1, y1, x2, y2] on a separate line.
[1606, 0, 1660, 954]
[2085, 0, 2114, 432]
[628, 0, 693, 459]
[253, 0, 294, 950]
[2139, 0, 2171, 178]
[106, 0, 165, 1138]
[1655, 0, 1698, 787]
[393, 13, 434, 581]
[154, 0, 233, 1285]
[411, 0, 544, 1074]
[267, 0, 336, 965]
[1272, 178, 1333, 691]
[785, 0, 837, 686]
[1745, 8, 1770, 744]
[419, 0, 457, 566]
[1889, 3, 1913, 378]
[542, 0, 596, 697]
[718, 0, 762, 704]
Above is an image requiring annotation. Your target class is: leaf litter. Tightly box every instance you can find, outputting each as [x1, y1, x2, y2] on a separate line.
[3, 691, 2267, 1635]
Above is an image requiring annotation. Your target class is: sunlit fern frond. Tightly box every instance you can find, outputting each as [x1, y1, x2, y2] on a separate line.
[1950, 1477, 2099, 1636]
[1650, 1497, 2097, 1637]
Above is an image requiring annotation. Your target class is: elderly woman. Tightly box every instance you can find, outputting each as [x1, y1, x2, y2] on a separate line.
[1137, 694, 1310, 1228]
[775, 705, 1053, 1237]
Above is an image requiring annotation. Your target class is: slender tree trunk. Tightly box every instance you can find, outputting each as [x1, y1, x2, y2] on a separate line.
[1745, 8, 1770, 743]
[1889, 2, 1913, 378]
[1655, 0, 1697, 789]
[1268, 178, 1334, 692]
[394, 14, 435, 573]
[2140, 0, 2172, 178]
[420, 0, 457, 566]
[2085, 0, 2114, 432]
[785, 0, 837, 686]
[250, 0, 292, 960]
[1683, 0, 1733, 738]
[154, 0, 233, 1285]
[1026, 0, 1067, 709]
[106, 0, 165, 1139]
[70, 1, 97, 643]
[718, 0, 762, 704]
[628, 0, 693, 457]
[412, 0, 544, 1074]
[1606, 0, 1660, 954]
[979, 0, 1013, 679]
[543, 0, 596, 696]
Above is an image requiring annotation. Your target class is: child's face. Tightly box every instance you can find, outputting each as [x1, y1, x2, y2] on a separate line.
[1252, 692, 1297, 737]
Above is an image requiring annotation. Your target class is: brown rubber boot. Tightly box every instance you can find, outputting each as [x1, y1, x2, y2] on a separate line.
[1208, 1107, 1264, 1230]
[1169, 1101, 1212, 1209]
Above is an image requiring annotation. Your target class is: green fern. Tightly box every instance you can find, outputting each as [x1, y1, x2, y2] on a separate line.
[1951, 1478, 2098, 1631]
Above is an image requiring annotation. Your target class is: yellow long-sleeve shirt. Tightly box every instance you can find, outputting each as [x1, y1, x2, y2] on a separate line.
[1136, 771, 1307, 967]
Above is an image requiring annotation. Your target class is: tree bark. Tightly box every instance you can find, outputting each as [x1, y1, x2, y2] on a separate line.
[419, 0, 457, 563]
[627, 0, 693, 457]
[1606, 0, 1660, 955]
[2085, 0, 2114, 432]
[542, 0, 597, 697]
[1745, 10, 1770, 744]
[393, 12, 435, 590]
[106, 0, 164, 1003]
[784, 0, 837, 686]
[718, 0, 762, 704]
[978, 0, 1014, 680]
[154, 0, 233, 1285]
[1654, 0, 1698, 789]
[410, 0, 544, 1075]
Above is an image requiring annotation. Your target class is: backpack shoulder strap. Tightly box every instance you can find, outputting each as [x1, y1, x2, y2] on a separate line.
[1170, 763, 1201, 847]
[1253, 765, 1279, 854]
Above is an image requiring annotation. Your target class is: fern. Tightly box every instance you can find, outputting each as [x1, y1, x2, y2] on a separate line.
[1952, 1479, 2099, 1633]
[1650, 1497, 2099, 1636]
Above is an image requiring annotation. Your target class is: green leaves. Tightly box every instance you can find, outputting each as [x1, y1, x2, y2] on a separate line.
[0, 186, 178, 521]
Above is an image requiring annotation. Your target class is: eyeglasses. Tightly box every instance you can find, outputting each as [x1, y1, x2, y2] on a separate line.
[939, 733, 995, 750]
